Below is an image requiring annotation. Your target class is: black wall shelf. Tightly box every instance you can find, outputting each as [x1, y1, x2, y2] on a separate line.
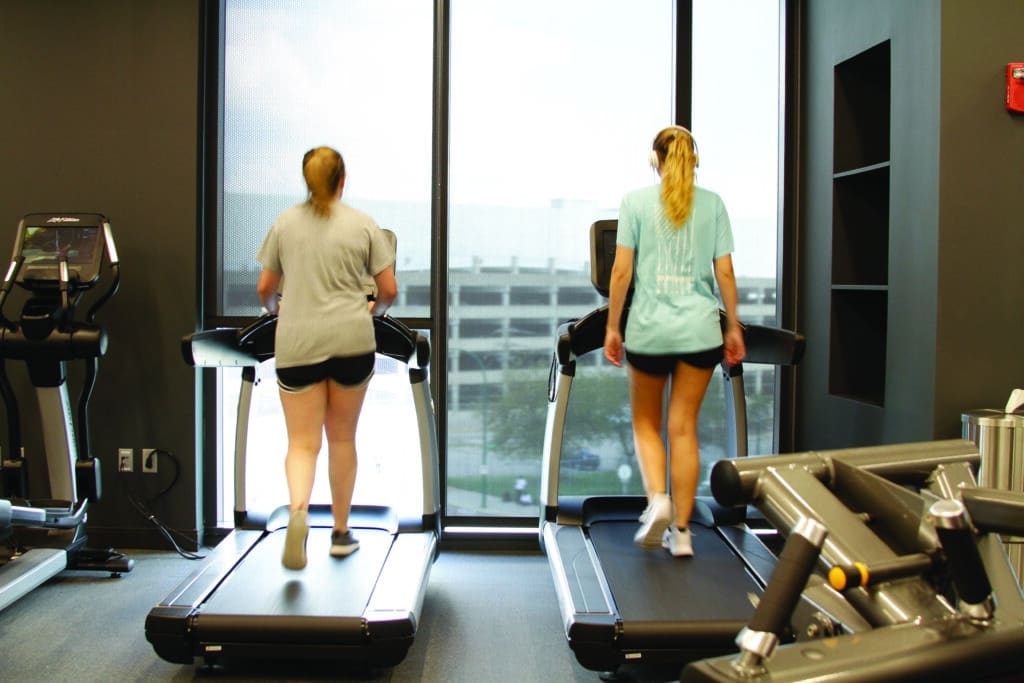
[833, 41, 891, 173]
[829, 39, 891, 406]
[832, 164, 890, 287]
[829, 289, 888, 406]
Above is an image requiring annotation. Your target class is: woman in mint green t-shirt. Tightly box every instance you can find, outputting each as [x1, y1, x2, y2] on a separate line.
[603, 126, 745, 558]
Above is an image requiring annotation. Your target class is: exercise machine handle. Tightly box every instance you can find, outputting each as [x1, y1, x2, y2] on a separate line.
[733, 517, 827, 675]
[828, 553, 934, 591]
[86, 220, 119, 324]
[930, 498, 994, 621]
[0, 256, 24, 332]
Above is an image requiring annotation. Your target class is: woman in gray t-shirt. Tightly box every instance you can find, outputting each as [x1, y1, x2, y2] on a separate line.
[257, 146, 397, 570]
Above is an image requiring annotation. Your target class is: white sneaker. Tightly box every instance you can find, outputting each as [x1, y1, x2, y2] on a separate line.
[634, 493, 672, 548]
[281, 509, 309, 570]
[637, 497, 666, 523]
[662, 526, 694, 557]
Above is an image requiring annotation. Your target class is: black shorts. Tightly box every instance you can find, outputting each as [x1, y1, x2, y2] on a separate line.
[276, 353, 375, 392]
[626, 346, 724, 376]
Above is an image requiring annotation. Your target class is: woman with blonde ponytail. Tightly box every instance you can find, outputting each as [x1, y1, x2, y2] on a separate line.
[257, 146, 397, 570]
[658, 127, 698, 225]
[604, 125, 745, 559]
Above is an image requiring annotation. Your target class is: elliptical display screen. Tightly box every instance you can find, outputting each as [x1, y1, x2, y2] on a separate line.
[19, 223, 103, 286]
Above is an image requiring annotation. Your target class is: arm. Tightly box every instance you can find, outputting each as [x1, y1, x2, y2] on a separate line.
[370, 265, 397, 317]
[603, 245, 634, 367]
[713, 254, 746, 366]
[257, 268, 282, 315]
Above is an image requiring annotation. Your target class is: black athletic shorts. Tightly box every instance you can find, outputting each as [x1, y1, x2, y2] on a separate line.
[276, 352, 376, 392]
[626, 346, 724, 376]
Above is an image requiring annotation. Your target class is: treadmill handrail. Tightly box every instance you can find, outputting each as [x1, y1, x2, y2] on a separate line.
[183, 314, 428, 369]
[555, 305, 805, 368]
[542, 302, 808, 511]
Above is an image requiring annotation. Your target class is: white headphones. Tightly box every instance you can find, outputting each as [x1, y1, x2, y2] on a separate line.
[650, 125, 699, 171]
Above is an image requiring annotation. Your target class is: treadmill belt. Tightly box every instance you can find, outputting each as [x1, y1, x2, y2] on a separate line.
[589, 520, 758, 624]
[202, 527, 393, 618]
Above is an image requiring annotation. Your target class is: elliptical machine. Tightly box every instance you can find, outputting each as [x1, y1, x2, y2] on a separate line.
[0, 212, 133, 612]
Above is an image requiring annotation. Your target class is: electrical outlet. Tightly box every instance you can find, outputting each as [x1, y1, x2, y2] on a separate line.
[142, 448, 158, 474]
[118, 448, 133, 472]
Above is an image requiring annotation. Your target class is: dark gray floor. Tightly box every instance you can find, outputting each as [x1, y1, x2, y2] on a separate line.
[0, 548, 684, 682]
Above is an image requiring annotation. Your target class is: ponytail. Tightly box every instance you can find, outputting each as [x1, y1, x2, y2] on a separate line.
[302, 146, 345, 218]
[653, 127, 697, 227]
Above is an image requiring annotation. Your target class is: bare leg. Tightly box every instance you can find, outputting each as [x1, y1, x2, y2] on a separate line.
[627, 366, 670, 497]
[279, 381, 328, 569]
[324, 379, 369, 532]
[280, 381, 328, 511]
[665, 363, 714, 529]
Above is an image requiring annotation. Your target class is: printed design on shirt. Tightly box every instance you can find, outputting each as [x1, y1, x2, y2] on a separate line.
[654, 204, 695, 295]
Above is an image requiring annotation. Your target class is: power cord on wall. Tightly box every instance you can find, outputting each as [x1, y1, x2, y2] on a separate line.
[120, 449, 205, 560]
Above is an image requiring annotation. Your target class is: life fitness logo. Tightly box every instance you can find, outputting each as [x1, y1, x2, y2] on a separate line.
[46, 217, 81, 223]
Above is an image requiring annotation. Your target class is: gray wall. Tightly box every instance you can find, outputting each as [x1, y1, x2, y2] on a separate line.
[934, 0, 1024, 437]
[795, 0, 1024, 449]
[0, 1, 202, 545]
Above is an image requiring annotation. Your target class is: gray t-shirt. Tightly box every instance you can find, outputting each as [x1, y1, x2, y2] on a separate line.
[257, 200, 394, 367]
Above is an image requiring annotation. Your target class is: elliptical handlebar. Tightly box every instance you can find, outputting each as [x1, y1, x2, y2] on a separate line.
[0, 255, 24, 332]
[86, 220, 119, 324]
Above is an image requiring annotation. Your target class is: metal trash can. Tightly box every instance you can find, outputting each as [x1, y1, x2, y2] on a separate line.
[962, 409, 1024, 586]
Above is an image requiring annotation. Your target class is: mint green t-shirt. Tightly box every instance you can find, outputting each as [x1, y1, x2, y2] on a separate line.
[617, 184, 734, 354]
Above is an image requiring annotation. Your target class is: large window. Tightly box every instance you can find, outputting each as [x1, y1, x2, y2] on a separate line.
[219, 0, 433, 319]
[214, 0, 783, 525]
[692, 0, 781, 455]
[215, 0, 432, 523]
[446, 0, 675, 516]
[446, 0, 782, 516]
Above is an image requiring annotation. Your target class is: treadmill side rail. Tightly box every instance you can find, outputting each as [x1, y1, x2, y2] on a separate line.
[144, 529, 264, 663]
[542, 521, 623, 671]
[365, 531, 438, 632]
[152, 529, 263, 608]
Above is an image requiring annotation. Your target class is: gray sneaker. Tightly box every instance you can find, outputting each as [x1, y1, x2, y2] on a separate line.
[330, 529, 360, 557]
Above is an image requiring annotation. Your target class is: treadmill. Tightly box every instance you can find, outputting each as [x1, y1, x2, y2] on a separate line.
[539, 220, 805, 672]
[146, 311, 440, 667]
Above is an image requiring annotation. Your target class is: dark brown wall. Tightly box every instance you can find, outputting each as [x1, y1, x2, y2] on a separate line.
[934, 0, 1024, 436]
[0, 1, 203, 545]
[795, 0, 1024, 449]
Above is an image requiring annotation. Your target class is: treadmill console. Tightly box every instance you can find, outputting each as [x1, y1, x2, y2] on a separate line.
[15, 213, 107, 289]
[589, 219, 617, 297]
[589, 219, 634, 299]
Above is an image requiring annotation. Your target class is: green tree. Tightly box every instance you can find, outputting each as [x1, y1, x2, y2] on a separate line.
[485, 375, 549, 459]
[563, 369, 634, 461]
[486, 365, 636, 462]
[485, 362, 742, 472]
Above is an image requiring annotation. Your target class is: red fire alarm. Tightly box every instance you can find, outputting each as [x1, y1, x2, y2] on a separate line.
[1008, 63, 1024, 113]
